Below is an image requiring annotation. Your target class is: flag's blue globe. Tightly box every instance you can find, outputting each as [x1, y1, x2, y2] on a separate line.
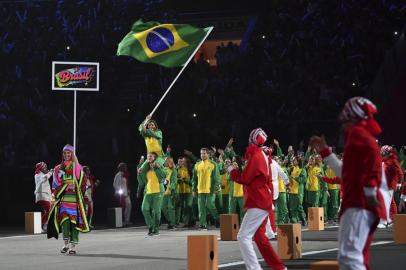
[146, 27, 175, 53]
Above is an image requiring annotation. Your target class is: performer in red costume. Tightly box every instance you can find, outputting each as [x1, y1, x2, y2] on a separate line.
[310, 97, 386, 270]
[400, 180, 406, 213]
[229, 128, 286, 270]
[378, 145, 404, 227]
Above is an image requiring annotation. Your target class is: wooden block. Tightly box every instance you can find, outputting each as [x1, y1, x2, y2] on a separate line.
[308, 207, 324, 231]
[394, 214, 406, 244]
[25, 212, 42, 234]
[107, 207, 123, 228]
[310, 260, 339, 270]
[277, 224, 302, 259]
[220, 214, 239, 241]
[187, 235, 218, 270]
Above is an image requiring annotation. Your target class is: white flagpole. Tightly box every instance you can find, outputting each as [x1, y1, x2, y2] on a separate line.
[149, 26, 214, 116]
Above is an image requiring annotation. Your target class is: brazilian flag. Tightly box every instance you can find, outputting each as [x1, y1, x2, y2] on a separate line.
[117, 20, 210, 68]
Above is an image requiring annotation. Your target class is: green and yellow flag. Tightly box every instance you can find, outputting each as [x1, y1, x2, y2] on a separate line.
[117, 20, 210, 68]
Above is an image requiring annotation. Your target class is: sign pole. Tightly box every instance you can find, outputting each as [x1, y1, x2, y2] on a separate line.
[73, 90, 77, 153]
[52, 61, 99, 155]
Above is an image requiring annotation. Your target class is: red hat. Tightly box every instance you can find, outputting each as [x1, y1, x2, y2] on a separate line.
[249, 128, 267, 146]
[338, 97, 377, 123]
[339, 96, 381, 136]
[380, 145, 393, 156]
[35, 162, 46, 174]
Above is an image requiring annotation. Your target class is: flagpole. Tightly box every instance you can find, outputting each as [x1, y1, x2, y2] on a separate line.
[149, 26, 214, 116]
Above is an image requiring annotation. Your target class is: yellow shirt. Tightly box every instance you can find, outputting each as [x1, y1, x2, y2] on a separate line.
[306, 166, 321, 191]
[220, 173, 230, 195]
[289, 166, 301, 194]
[325, 167, 338, 190]
[146, 170, 161, 194]
[278, 176, 286, 193]
[177, 166, 191, 193]
[233, 182, 244, 197]
[196, 160, 215, 194]
[145, 137, 162, 156]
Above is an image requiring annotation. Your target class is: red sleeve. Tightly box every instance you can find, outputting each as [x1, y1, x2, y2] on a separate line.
[384, 157, 404, 190]
[230, 152, 262, 185]
[349, 127, 381, 188]
[321, 176, 341, 184]
[320, 148, 332, 159]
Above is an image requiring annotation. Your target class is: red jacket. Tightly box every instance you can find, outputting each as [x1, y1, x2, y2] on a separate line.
[321, 123, 386, 219]
[230, 144, 273, 210]
[383, 154, 404, 190]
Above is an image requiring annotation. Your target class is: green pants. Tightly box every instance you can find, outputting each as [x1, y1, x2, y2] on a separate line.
[307, 191, 319, 207]
[162, 194, 176, 226]
[298, 186, 306, 221]
[176, 193, 193, 225]
[229, 196, 244, 225]
[222, 194, 229, 214]
[197, 193, 218, 227]
[276, 192, 289, 224]
[327, 189, 339, 222]
[142, 193, 163, 233]
[319, 189, 328, 220]
[288, 194, 300, 223]
[62, 219, 79, 245]
[215, 192, 223, 214]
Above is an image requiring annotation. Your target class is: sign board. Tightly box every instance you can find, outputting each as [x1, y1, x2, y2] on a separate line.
[52, 61, 99, 91]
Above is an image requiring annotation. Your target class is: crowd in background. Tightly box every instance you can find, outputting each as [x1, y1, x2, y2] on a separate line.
[1, 0, 405, 225]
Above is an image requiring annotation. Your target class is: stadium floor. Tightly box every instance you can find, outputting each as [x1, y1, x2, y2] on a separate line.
[0, 225, 403, 269]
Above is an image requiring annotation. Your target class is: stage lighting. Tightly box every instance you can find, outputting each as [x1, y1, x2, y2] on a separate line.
[118, 189, 123, 195]
[127, 108, 130, 112]
[394, 31, 398, 36]
[193, 113, 197, 117]
[66, 46, 70, 50]
[352, 82, 356, 86]
[262, 35, 266, 39]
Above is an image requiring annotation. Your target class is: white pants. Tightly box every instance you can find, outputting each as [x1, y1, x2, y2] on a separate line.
[123, 196, 132, 223]
[237, 208, 268, 270]
[379, 189, 393, 225]
[338, 208, 378, 270]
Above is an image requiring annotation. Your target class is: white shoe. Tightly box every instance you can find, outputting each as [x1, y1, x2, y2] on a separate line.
[377, 223, 386, 229]
[386, 222, 393, 228]
[266, 232, 276, 240]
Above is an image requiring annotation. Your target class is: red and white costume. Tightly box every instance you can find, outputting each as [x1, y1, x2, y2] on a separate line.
[380, 146, 404, 224]
[318, 97, 386, 270]
[34, 162, 52, 228]
[229, 128, 285, 270]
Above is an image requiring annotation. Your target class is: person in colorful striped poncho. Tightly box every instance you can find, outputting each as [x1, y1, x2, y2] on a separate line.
[47, 144, 89, 255]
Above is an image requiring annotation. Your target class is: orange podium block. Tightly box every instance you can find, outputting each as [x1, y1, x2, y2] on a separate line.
[394, 214, 406, 244]
[187, 235, 218, 270]
[220, 214, 239, 241]
[25, 212, 42, 234]
[277, 224, 302, 259]
[310, 260, 339, 270]
[308, 207, 324, 231]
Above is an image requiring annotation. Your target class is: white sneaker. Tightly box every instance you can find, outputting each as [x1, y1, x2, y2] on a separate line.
[377, 223, 386, 229]
[386, 222, 393, 228]
[266, 232, 276, 240]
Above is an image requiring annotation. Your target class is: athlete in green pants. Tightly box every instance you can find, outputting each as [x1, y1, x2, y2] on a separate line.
[175, 157, 194, 227]
[162, 157, 178, 229]
[229, 179, 244, 225]
[288, 157, 307, 224]
[137, 152, 166, 236]
[305, 156, 321, 208]
[324, 166, 339, 223]
[192, 148, 220, 230]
